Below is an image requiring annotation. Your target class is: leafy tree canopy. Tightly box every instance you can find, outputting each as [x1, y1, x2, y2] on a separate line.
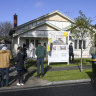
[70, 10, 95, 39]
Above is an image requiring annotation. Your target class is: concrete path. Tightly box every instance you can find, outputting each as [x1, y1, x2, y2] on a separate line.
[48, 65, 91, 71]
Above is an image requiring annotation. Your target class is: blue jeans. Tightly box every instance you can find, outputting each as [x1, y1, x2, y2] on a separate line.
[91, 54, 95, 59]
[37, 58, 44, 76]
[0, 68, 9, 86]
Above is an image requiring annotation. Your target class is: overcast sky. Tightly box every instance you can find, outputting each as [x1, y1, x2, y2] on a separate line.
[0, 0, 96, 25]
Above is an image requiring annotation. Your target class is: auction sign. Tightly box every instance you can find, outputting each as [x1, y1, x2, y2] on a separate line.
[47, 31, 69, 65]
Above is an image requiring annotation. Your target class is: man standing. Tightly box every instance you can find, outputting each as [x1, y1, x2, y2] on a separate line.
[35, 43, 46, 77]
[29, 40, 34, 58]
[69, 42, 74, 64]
[89, 43, 96, 59]
[0, 45, 12, 87]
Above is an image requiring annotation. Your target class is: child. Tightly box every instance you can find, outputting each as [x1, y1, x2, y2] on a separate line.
[15, 46, 24, 86]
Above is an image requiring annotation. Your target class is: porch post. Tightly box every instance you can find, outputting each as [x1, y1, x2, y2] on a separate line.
[67, 32, 69, 65]
[17, 36, 20, 47]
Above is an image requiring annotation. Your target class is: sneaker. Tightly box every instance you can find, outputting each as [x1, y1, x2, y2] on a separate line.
[20, 83, 24, 86]
[17, 83, 21, 86]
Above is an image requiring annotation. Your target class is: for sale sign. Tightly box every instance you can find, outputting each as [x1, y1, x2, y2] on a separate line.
[48, 31, 69, 65]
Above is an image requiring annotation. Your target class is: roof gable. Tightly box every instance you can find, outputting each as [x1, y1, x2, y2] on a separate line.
[14, 10, 74, 30]
[44, 13, 69, 21]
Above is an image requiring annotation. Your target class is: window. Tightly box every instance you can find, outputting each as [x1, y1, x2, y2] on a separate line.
[74, 40, 86, 49]
[75, 40, 77, 49]
[83, 40, 86, 49]
[26, 39, 29, 48]
[79, 40, 82, 49]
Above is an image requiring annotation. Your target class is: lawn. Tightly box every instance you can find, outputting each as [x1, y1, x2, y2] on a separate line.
[41, 69, 92, 81]
[30, 68, 92, 81]
[25, 58, 91, 70]
[25, 58, 92, 82]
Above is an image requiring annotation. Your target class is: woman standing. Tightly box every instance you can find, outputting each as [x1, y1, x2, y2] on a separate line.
[15, 46, 24, 86]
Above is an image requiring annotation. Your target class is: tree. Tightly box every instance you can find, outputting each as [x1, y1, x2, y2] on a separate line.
[69, 10, 95, 72]
[0, 22, 13, 41]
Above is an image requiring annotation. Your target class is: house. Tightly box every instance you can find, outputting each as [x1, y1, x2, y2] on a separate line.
[10, 10, 92, 58]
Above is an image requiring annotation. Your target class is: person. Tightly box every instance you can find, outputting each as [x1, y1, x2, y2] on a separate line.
[29, 40, 34, 58]
[43, 43, 47, 60]
[0, 45, 12, 87]
[69, 42, 74, 64]
[0, 40, 5, 49]
[23, 43, 27, 71]
[15, 46, 24, 86]
[23, 43, 27, 61]
[44, 43, 46, 48]
[35, 43, 46, 77]
[89, 43, 96, 59]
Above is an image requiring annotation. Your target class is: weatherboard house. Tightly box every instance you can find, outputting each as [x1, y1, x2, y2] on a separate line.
[10, 10, 92, 58]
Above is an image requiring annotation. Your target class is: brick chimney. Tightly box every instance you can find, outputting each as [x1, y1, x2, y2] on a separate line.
[14, 13, 17, 27]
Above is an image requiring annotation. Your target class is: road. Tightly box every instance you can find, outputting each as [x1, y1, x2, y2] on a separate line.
[0, 82, 96, 96]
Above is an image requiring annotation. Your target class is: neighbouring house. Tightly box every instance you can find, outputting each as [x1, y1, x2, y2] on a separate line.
[9, 10, 92, 58]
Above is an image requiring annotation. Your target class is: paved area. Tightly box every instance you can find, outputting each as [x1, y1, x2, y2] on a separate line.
[8, 68, 49, 87]
[0, 82, 96, 96]
[48, 65, 91, 71]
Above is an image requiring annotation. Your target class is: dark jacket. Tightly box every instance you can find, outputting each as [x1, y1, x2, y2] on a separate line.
[15, 52, 24, 69]
[69, 45, 73, 54]
[35, 46, 46, 58]
[23, 47, 27, 60]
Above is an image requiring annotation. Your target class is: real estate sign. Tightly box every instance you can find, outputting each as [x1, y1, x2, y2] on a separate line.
[48, 31, 69, 65]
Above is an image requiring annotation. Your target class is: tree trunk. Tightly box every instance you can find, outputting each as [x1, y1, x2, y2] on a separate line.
[80, 39, 83, 72]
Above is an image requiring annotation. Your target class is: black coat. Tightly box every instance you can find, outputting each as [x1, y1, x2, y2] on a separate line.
[15, 52, 24, 69]
[23, 48, 27, 60]
[69, 45, 73, 54]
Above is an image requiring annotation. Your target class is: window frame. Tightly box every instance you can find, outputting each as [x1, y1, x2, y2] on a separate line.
[74, 39, 86, 49]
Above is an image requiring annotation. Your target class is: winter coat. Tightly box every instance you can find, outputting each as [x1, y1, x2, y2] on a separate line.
[0, 50, 12, 68]
[69, 45, 73, 54]
[23, 47, 27, 60]
[15, 52, 24, 69]
[35, 46, 46, 58]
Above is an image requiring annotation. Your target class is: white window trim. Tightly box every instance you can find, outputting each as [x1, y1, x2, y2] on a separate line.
[74, 39, 86, 50]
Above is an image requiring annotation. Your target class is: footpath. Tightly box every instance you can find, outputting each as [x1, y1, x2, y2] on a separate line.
[0, 65, 92, 91]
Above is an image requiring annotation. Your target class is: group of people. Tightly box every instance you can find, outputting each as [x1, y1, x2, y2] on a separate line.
[0, 40, 46, 87]
[0, 41, 74, 87]
[0, 39, 96, 87]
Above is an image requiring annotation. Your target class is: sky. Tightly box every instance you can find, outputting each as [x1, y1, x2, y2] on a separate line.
[0, 0, 96, 26]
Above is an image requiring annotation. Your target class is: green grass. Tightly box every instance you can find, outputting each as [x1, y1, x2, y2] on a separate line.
[24, 58, 92, 82]
[25, 58, 91, 70]
[41, 69, 92, 81]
